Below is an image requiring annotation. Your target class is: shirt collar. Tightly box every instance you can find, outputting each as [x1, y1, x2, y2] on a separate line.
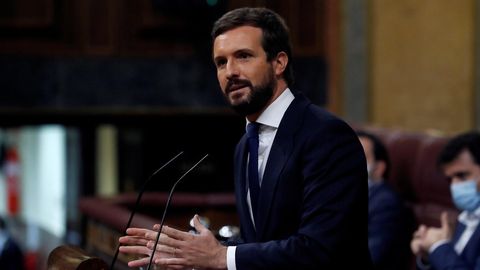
[458, 206, 480, 226]
[246, 88, 295, 129]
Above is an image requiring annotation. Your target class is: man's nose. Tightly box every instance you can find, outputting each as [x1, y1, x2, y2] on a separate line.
[451, 177, 462, 184]
[226, 60, 240, 78]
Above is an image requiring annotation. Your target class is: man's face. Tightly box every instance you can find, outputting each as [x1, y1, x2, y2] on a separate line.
[213, 26, 276, 116]
[443, 149, 480, 190]
[359, 136, 385, 182]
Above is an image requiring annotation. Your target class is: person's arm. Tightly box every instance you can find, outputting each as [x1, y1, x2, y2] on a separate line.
[428, 243, 480, 270]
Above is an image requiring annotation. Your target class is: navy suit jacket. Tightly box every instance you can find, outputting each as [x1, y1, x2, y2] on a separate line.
[232, 93, 372, 269]
[428, 219, 480, 270]
[369, 182, 410, 270]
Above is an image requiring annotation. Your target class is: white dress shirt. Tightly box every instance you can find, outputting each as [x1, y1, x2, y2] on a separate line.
[226, 88, 295, 270]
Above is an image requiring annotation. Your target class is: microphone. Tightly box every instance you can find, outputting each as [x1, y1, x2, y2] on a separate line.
[146, 153, 209, 270]
[110, 151, 184, 270]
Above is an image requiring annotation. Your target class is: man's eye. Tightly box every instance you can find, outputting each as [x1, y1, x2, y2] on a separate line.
[216, 60, 226, 68]
[238, 53, 251, 59]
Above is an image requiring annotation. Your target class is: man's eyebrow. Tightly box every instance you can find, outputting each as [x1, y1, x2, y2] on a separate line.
[234, 48, 255, 55]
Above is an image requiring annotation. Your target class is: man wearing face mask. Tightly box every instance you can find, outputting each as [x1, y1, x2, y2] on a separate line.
[411, 131, 480, 270]
[358, 131, 410, 270]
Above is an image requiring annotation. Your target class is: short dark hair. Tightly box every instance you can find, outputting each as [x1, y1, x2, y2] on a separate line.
[357, 130, 390, 179]
[438, 131, 480, 168]
[211, 7, 294, 87]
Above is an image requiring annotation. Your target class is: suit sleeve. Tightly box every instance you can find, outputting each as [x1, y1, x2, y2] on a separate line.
[429, 243, 480, 270]
[235, 118, 370, 269]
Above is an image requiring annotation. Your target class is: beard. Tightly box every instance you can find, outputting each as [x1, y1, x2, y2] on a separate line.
[224, 67, 276, 117]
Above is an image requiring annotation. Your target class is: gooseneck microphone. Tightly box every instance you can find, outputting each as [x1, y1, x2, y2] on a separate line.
[146, 153, 209, 270]
[110, 151, 184, 270]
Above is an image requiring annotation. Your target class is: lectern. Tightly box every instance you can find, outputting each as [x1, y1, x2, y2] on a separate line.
[47, 245, 108, 270]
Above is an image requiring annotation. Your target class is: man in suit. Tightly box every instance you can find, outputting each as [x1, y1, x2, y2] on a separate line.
[358, 131, 410, 270]
[0, 217, 24, 270]
[411, 131, 480, 269]
[119, 7, 371, 269]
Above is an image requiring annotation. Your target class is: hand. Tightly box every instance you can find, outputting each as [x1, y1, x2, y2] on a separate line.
[410, 212, 453, 256]
[411, 225, 427, 256]
[421, 212, 453, 250]
[118, 227, 175, 268]
[153, 215, 228, 270]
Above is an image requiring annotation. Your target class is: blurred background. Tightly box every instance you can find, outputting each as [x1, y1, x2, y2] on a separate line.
[0, 0, 477, 269]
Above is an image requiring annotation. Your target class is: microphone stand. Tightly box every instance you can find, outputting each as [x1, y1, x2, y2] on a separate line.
[109, 151, 184, 270]
[146, 154, 209, 270]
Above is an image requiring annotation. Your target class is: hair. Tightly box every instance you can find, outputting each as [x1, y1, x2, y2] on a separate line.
[438, 131, 480, 168]
[357, 130, 390, 179]
[211, 7, 294, 87]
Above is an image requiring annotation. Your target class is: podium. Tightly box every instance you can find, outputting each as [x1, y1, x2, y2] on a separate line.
[78, 192, 238, 268]
[47, 245, 108, 270]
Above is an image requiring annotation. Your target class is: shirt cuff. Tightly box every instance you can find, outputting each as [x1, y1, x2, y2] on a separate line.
[429, 239, 450, 254]
[227, 246, 237, 270]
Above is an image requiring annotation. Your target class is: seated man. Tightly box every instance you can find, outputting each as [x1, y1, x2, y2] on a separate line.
[357, 131, 410, 270]
[411, 131, 480, 269]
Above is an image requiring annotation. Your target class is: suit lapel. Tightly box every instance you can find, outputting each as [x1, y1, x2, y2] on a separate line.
[460, 222, 480, 261]
[452, 222, 466, 244]
[256, 94, 310, 239]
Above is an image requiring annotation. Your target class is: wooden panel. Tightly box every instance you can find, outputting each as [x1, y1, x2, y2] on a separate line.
[0, 0, 329, 58]
[266, 0, 325, 56]
[82, 0, 119, 54]
[0, 0, 53, 27]
[118, 0, 227, 56]
[324, 0, 341, 113]
[0, 0, 81, 54]
[370, 0, 475, 133]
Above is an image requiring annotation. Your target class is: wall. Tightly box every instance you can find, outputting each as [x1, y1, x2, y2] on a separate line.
[368, 0, 476, 134]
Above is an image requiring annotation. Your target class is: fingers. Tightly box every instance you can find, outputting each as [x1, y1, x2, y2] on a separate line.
[126, 227, 155, 236]
[440, 211, 450, 230]
[146, 241, 177, 254]
[162, 225, 194, 241]
[193, 214, 208, 234]
[119, 235, 149, 246]
[155, 257, 187, 266]
[413, 225, 427, 239]
[119, 245, 152, 256]
[126, 257, 151, 268]
[410, 239, 421, 255]
[145, 230, 167, 241]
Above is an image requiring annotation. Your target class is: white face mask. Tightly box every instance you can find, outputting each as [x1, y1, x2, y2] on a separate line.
[450, 179, 480, 212]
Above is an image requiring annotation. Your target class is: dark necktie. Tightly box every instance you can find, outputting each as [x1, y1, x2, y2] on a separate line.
[246, 122, 260, 221]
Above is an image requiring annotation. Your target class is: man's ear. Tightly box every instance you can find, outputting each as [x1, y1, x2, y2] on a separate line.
[374, 160, 387, 180]
[273, 52, 288, 76]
